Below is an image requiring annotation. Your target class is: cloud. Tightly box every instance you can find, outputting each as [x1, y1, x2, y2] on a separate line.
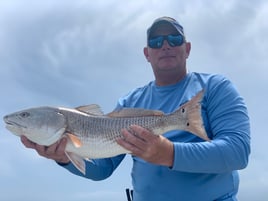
[0, 0, 154, 111]
[0, 0, 268, 200]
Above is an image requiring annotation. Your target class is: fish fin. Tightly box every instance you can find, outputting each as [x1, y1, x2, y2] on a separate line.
[107, 108, 164, 117]
[66, 133, 83, 148]
[76, 104, 104, 116]
[178, 90, 210, 141]
[65, 151, 86, 175]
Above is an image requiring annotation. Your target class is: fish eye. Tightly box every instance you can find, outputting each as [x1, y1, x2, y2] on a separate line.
[20, 112, 30, 118]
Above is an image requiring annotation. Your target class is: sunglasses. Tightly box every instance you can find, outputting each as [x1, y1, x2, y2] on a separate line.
[148, 34, 184, 49]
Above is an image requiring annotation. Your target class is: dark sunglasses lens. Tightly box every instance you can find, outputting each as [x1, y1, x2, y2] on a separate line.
[167, 35, 184, 47]
[148, 35, 184, 49]
[148, 36, 164, 48]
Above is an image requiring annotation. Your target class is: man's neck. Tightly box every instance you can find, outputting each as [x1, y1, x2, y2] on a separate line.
[154, 70, 187, 86]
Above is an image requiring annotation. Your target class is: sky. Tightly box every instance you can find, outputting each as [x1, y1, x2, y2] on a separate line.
[0, 0, 267, 200]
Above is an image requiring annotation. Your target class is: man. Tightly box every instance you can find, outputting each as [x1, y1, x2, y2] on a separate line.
[21, 17, 251, 201]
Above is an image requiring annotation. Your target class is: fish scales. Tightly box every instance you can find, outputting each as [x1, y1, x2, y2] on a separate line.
[3, 90, 209, 174]
[59, 110, 128, 158]
[45, 108, 185, 159]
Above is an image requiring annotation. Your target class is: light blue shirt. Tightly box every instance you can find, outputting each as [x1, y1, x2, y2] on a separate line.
[61, 72, 250, 201]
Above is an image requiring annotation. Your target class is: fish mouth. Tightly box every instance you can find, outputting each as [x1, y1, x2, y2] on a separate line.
[4, 117, 26, 129]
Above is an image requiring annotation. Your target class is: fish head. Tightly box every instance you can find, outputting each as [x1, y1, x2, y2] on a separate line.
[3, 107, 66, 146]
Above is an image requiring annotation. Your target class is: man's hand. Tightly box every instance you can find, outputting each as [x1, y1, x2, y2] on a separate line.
[116, 125, 174, 167]
[20, 136, 70, 164]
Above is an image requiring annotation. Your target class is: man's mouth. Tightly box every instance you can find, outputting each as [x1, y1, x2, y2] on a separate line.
[159, 55, 175, 60]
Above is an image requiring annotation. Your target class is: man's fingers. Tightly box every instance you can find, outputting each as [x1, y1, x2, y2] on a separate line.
[20, 136, 36, 149]
[56, 137, 68, 154]
[121, 128, 147, 150]
[130, 125, 157, 141]
[35, 144, 47, 156]
[117, 129, 141, 155]
[45, 142, 58, 156]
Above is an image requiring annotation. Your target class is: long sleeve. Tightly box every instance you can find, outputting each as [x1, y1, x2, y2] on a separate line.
[60, 154, 125, 180]
[172, 75, 250, 173]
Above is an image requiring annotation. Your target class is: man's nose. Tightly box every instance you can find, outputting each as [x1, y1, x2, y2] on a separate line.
[161, 40, 171, 49]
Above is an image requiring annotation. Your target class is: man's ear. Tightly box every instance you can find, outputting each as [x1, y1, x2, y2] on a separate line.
[185, 42, 191, 58]
[143, 47, 150, 62]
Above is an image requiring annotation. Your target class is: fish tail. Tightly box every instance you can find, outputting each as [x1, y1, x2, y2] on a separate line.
[178, 90, 210, 141]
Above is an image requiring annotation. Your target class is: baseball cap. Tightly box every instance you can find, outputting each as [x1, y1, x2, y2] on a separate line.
[147, 17, 185, 40]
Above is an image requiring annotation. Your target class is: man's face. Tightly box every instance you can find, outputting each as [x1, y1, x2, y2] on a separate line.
[144, 23, 191, 77]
